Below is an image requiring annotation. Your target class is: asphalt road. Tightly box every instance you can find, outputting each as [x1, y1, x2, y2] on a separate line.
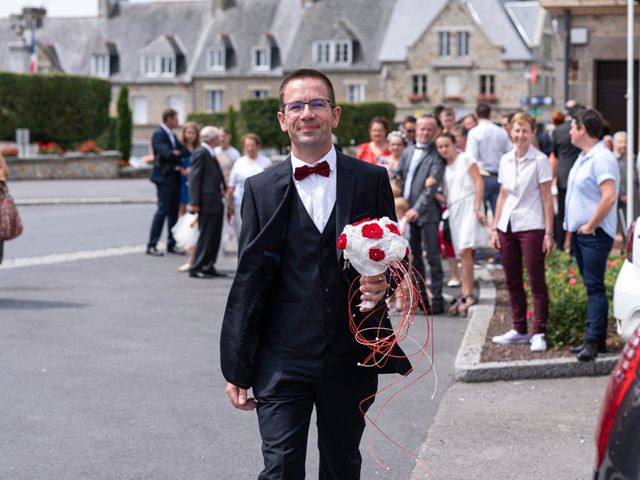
[0, 200, 468, 479]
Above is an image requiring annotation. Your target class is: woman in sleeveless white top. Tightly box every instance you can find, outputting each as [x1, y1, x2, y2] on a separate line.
[436, 133, 487, 315]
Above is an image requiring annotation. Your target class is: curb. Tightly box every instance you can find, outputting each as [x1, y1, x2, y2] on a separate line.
[16, 197, 156, 206]
[453, 268, 619, 383]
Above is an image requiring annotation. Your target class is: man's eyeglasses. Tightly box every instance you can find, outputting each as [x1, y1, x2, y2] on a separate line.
[283, 99, 333, 115]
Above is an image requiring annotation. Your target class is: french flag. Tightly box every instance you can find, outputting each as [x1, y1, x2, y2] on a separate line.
[29, 18, 37, 73]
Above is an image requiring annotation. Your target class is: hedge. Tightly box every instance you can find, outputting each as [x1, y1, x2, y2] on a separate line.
[187, 99, 396, 151]
[186, 112, 226, 129]
[0, 72, 111, 147]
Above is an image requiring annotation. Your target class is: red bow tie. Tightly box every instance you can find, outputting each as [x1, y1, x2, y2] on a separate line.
[294, 161, 331, 181]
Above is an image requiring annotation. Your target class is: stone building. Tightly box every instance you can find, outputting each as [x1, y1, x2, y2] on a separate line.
[540, 0, 639, 133]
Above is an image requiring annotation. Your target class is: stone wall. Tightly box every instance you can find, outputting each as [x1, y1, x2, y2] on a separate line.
[6, 152, 121, 180]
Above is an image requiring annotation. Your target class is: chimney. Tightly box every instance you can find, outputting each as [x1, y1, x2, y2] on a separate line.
[212, 0, 234, 14]
[99, 0, 121, 18]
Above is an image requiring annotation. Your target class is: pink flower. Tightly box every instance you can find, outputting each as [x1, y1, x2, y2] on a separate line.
[569, 278, 577, 285]
[369, 248, 385, 262]
[361, 223, 384, 239]
[568, 269, 576, 276]
[526, 310, 532, 320]
[336, 233, 347, 250]
[385, 223, 401, 236]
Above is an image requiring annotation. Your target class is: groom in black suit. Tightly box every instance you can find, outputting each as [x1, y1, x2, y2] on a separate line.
[146, 108, 189, 256]
[220, 69, 411, 479]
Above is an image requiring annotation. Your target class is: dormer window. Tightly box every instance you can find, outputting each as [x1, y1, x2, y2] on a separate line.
[160, 55, 175, 76]
[252, 47, 270, 71]
[90, 54, 109, 78]
[208, 47, 226, 71]
[313, 40, 352, 66]
[142, 55, 157, 76]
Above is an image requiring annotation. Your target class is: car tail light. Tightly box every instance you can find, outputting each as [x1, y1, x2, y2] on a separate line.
[626, 219, 636, 263]
[595, 326, 640, 468]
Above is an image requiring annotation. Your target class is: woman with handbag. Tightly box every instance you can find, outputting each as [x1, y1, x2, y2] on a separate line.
[435, 133, 487, 315]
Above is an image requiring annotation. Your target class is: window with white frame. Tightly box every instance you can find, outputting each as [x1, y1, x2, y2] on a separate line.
[457, 31, 469, 56]
[313, 40, 352, 65]
[444, 75, 462, 97]
[479, 75, 495, 95]
[90, 54, 109, 78]
[412, 74, 428, 96]
[315, 41, 331, 64]
[168, 96, 185, 123]
[252, 47, 270, 71]
[251, 89, 268, 98]
[208, 47, 225, 71]
[160, 56, 175, 75]
[206, 90, 223, 112]
[142, 55, 156, 76]
[438, 32, 450, 57]
[132, 96, 149, 125]
[334, 41, 351, 64]
[346, 84, 365, 103]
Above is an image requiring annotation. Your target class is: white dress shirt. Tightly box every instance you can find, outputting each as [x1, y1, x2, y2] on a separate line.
[291, 147, 337, 233]
[403, 144, 428, 199]
[497, 145, 552, 233]
[160, 123, 176, 149]
[466, 119, 512, 173]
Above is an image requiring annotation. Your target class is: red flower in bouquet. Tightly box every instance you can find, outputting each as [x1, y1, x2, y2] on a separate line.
[362, 223, 384, 239]
[385, 223, 401, 236]
[369, 248, 385, 262]
[351, 217, 371, 226]
[336, 233, 347, 250]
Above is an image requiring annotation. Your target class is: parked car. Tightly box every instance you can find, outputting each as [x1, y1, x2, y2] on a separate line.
[594, 324, 640, 479]
[613, 217, 640, 340]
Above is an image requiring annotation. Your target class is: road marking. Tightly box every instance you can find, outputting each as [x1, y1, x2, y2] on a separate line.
[0, 245, 148, 269]
[16, 197, 155, 206]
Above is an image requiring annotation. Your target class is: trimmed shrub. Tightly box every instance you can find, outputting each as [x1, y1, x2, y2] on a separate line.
[334, 102, 396, 147]
[116, 85, 132, 160]
[239, 98, 288, 150]
[187, 112, 226, 129]
[0, 72, 110, 147]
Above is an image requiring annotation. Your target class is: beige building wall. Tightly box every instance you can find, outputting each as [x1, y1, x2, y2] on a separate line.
[384, 0, 539, 122]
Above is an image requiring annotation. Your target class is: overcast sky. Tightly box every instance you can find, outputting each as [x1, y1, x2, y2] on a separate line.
[0, 0, 164, 18]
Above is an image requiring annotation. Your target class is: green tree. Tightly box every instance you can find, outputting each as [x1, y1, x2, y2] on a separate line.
[226, 106, 239, 149]
[116, 85, 132, 160]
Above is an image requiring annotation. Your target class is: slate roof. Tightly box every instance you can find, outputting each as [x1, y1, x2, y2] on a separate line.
[379, 0, 535, 63]
[504, 0, 546, 48]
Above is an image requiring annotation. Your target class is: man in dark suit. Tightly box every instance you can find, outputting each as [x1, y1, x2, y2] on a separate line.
[397, 113, 445, 314]
[188, 126, 226, 279]
[220, 69, 411, 480]
[146, 108, 189, 256]
[551, 100, 583, 250]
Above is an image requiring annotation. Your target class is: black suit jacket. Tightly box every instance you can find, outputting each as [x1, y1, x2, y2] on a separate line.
[220, 152, 412, 389]
[397, 142, 444, 224]
[552, 121, 581, 189]
[150, 126, 188, 184]
[188, 146, 224, 214]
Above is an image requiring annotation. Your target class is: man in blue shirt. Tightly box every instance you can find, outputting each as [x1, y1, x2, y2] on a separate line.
[564, 108, 619, 361]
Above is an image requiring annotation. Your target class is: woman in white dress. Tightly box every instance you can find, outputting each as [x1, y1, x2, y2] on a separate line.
[435, 133, 487, 315]
[227, 133, 272, 239]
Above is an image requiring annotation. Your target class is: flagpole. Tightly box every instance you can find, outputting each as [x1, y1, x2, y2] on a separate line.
[627, 0, 635, 223]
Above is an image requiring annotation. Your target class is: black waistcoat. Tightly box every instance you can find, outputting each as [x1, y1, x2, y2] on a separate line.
[262, 189, 355, 356]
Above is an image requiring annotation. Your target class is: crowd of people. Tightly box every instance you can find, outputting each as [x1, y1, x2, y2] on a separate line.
[144, 87, 635, 362]
[352, 101, 632, 359]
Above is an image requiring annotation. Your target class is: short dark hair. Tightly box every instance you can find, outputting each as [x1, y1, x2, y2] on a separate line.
[403, 115, 417, 125]
[418, 113, 440, 129]
[369, 115, 389, 134]
[162, 108, 178, 122]
[279, 68, 336, 110]
[574, 108, 604, 139]
[476, 103, 491, 119]
[450, 124, 468, 138]
[436, 132, 456, 144]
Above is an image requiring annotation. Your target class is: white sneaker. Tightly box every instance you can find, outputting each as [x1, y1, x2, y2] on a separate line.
[530, 333, 547, 352]
[492, 329, 530, 345]
[447, 279, 461, 287]
[177, 262, 191, 273]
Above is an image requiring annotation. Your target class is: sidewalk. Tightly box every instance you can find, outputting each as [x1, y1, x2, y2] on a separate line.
[10, 178, 155, 205]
